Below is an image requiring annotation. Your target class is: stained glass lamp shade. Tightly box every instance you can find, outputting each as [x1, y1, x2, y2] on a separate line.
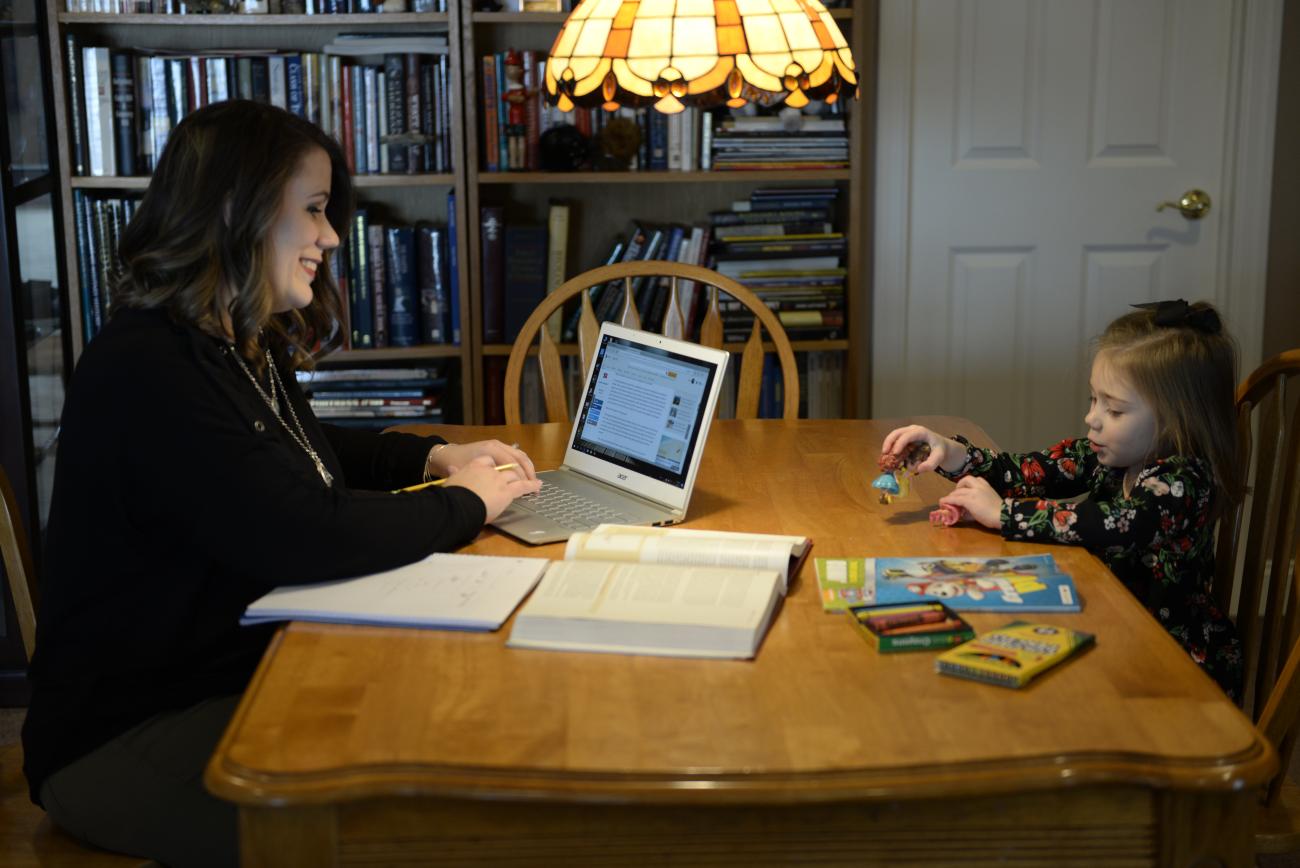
[544, 0, 856, 113]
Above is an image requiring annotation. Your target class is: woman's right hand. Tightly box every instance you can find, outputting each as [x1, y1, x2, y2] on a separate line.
[443, 455, 542, 523]
[879, 426, 967, 474]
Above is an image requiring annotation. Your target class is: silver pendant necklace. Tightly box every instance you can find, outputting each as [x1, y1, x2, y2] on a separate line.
[228, 345, 334, 487]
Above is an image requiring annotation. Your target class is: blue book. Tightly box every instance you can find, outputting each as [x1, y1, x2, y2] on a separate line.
[416, 222, 448, 344]
[446, 190, 461, 345]
[285, 54, 304, 118]
[384, 226, 419, 347]
[816, 554, 1082, 613]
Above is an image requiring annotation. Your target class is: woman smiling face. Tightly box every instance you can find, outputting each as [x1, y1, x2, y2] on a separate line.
[267, 146, 339, 313]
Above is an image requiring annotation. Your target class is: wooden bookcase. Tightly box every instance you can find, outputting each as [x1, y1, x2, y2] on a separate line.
[460, 1, 873, 422]
[42, 1, 874, 424]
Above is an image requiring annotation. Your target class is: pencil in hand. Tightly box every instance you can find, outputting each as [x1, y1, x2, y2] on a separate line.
[391, 464, 520, 494]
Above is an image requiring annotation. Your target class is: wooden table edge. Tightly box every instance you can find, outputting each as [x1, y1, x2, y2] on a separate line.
[204, 631, 1278, 808]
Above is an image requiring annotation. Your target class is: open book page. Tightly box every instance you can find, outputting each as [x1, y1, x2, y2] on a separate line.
[566, 524, 809, 592]
[242, 553, 549, 631]
[507, 559, 784, 658]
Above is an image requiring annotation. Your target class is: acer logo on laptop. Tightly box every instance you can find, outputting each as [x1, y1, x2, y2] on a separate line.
[617, 473, 628, 480]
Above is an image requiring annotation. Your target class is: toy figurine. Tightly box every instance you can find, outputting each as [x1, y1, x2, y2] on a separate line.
[873, 442, 931, 504]
[502, 50, 529, 170]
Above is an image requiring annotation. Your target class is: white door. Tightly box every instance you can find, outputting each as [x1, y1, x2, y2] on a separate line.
[871, 0, 1280, 453]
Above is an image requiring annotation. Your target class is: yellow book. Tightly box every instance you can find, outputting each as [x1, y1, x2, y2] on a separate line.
[934, 621, 1095, 688]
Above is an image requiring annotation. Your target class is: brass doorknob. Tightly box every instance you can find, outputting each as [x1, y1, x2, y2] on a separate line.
[1156, 189, 1211, 220]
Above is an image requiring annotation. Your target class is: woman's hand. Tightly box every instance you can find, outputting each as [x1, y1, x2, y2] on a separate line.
[938, 476, 1002, 529]
[427, 440, 537, 481]
[443, 455, 541, 522]
[879, 426, 967, 474]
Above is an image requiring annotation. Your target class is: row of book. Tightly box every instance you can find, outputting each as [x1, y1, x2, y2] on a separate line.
[296, 366, 447, 428]
[480, 48, 848, 173]
[67, 34, 453, 178]
[341, 202, 461, 350]
[72, 192, 136, 341]
[478, 186, 846, 346]
[65, 0, 446, 13]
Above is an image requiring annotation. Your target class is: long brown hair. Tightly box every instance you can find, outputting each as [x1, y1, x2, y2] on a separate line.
[113, 100, 353, 373]
[1097, 301, 1243, 505]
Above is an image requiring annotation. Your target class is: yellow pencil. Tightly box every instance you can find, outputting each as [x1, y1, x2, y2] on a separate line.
[391, 463, 520, 494]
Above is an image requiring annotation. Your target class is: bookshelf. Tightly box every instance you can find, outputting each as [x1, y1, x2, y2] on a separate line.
[460, 0, 873, 422]
[43, 1, 875, 424]
[43, 5, 477, 421]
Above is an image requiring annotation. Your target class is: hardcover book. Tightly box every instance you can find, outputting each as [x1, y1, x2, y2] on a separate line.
[935, 621, 1095, 688]
[814, 555, 1081, 613]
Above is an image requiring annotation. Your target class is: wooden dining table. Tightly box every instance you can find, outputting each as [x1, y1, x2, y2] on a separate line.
[205, 417, 1275, 867]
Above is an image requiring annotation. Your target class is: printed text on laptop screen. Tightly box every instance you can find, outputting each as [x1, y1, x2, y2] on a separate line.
[571, 335, 718, 487]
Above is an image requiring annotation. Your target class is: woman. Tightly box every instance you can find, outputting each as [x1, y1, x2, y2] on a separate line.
[21, 100, 539, 867]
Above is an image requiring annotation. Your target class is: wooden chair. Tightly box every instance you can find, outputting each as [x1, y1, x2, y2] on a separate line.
[503, 260, 800, 424]
[1208, 350, 1300, 853]
[0, 464, 152, 867]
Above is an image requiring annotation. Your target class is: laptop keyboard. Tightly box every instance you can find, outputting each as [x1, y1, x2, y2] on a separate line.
[514, 480, 634, 530]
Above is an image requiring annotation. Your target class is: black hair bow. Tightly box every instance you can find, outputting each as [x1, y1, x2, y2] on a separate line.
[1131, 299, 1221, 335]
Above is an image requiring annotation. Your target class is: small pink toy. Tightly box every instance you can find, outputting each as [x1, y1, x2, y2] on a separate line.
[929, 503, 964, 527]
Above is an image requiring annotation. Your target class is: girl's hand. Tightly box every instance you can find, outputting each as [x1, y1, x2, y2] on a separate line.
[938, 477, 1002, 529]
[879, 426, 967, 474]
[443, 455, 542, 522]
[428, 440, 537, 481]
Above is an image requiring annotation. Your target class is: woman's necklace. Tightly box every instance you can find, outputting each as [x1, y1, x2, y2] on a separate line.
[228, 345, 334, 487]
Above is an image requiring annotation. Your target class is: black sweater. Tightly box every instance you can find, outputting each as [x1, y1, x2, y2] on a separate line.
[22, 308, 485, 802]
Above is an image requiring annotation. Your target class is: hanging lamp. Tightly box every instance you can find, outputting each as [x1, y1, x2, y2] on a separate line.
[543, 0, 856, 114]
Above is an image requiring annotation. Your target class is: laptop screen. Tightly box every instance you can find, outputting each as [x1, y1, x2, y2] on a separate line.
[570, 332, 722, 488]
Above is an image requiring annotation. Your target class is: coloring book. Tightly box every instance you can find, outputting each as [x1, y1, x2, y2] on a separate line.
[815, 554, 1081, 613]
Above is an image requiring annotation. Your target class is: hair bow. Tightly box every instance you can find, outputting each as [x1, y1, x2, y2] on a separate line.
[1130, 299, 1221, 335]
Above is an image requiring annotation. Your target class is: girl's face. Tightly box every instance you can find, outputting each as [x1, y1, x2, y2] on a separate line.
[1084, 352, 1158, 472]
[268, 146, 339, 313]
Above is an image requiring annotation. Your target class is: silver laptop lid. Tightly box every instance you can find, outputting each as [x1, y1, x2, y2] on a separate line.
[562, 323, 729, 513]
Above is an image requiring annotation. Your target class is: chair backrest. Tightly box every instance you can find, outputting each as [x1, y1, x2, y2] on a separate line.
[503, 260, 800, 425]
[1213, 350, 1300, 801]
[0, 463, 37, 662]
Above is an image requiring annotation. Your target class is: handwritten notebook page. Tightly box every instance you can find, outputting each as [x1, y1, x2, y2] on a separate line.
[242, 553, 549, 631]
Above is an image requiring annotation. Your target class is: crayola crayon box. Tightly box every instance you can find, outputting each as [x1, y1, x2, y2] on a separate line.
[847, 601, 974, 653]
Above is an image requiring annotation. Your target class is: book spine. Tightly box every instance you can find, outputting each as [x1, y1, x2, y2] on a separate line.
[522, 49, 540, 170]
[65, 34, 87, 176]
[285, 54, 304, 117]
[544, 202, 569, 340]
[366, 65, 380, 175]
[427, 57, 440, 172]
[235, 56, 253, 101]
[367, 223, 387, 347]
[481, 55, 498, 172]
[300, 53, 317, 126]
[404, 53, 421, 172]
[700, 112, 713, 171]
[72, 191, 94, 339]
[420, 59, 435, 173]
[495, 53, 508, 172]
[327, 55, 342, 143]
[147, 57, 170, 169]
[383, 54, 408, 173]
[341, 64, 355, 173]
[250, 57, 269, 104]
[133, 55, 153, 174]
[268, 55, 287, 110]
[479, 206, 505, 343]
[502, 225, 547, 342]
[416, 223, 447, 344]
[385, 225, 419, 347]
[350, 209, 372, 348]
[446, 190, 460, 344]
[83, 47, 110, 177]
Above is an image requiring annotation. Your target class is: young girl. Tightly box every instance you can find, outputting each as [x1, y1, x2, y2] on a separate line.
[881, 300, 1244, 700]
[22, 101, 540, 867]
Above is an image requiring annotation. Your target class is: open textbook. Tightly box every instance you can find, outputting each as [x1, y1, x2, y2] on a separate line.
[564, 524, 812, 592]
[241, 553, 549, 631]
[508, 525, 812, 658]
[815, 554, 1081, 613]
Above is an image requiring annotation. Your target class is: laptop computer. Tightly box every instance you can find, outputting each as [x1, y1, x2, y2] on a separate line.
[490, 322, 730, 545]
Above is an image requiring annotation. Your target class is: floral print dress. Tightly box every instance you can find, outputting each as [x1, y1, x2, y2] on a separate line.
[939, 435, 1243, 701]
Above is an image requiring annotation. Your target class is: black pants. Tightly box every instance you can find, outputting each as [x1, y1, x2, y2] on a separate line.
[39, 694, 240, 868]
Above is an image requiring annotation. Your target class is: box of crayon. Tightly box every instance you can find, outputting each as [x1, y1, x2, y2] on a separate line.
[846, 601, 975, 653]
